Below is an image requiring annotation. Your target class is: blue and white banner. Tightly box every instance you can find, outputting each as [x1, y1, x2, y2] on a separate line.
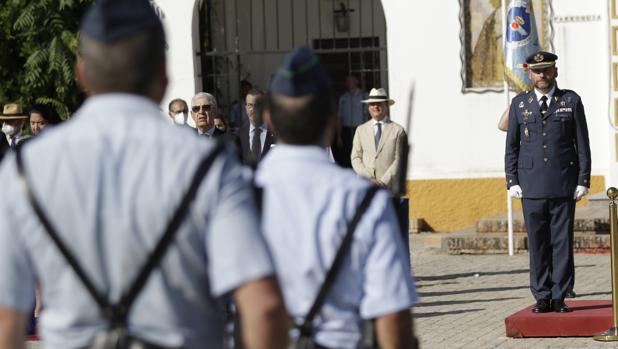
[504, 0, 540, 92]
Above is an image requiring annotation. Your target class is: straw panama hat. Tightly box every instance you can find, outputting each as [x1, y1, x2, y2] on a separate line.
[361, 88, 395, 106]
[0, 103, 29, 120]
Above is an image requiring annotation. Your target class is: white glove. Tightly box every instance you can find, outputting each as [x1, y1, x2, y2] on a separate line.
[574, 185, 589, 201]
[508, 185, 523, 199]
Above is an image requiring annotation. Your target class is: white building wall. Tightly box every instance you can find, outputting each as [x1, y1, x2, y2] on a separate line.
[154, 0, 200, 114]
[384, 0, 610, 182]
[553, 0, 610, 185]
[156, 0, 612, 185]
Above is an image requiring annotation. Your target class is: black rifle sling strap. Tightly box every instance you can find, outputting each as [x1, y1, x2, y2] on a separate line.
[298, 185, 381, 337]
[15, 140, 226, 327]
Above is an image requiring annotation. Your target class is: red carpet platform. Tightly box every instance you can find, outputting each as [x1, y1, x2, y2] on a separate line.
[505, 300, 613, 337]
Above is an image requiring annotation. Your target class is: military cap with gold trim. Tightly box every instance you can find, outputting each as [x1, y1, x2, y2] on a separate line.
[525, 51, 558, 70]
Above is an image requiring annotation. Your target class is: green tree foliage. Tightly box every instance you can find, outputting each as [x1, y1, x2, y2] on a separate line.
[0, 0, 94, 118]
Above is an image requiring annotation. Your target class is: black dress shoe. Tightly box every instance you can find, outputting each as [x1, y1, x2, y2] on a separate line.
[552, 300, 571, 313]
[566, 289, 577, 298]
[532, 300, 551, 313]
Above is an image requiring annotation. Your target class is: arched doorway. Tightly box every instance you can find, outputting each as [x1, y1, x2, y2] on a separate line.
[196, 0, 388, 118]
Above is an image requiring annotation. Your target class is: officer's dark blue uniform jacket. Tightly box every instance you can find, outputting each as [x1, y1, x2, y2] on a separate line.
[505, 88, 591, 198]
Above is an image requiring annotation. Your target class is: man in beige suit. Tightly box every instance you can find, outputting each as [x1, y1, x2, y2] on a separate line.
[351, 88, 407, 194]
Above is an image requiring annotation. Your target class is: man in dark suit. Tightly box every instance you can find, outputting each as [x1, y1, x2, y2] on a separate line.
[505, 51, 591, 314]
[236, 89, 274, 167]
[190, 92, 225, 138]
[0, 131, 8, 162]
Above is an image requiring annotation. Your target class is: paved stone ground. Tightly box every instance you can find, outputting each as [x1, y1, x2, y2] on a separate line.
[411, 235, 617, 349]
[25, 235, 618, 349]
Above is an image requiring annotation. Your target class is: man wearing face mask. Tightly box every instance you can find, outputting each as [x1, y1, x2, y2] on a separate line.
[167, 98, 191, 126]
[214, 116, 227, 133]
[190, 92, 225, 138]
[0, 103, 29, 162]
[235, 89, 275, 168]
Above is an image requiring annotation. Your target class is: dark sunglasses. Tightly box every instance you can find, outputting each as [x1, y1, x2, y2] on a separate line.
[192, 104, 212, 112]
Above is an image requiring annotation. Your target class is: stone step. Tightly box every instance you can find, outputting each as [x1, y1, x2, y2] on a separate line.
[588, 192, 611, 208]
[422, 232, 610, 255]
[476, 218, 609, 234]
[475, 206, 610, 234]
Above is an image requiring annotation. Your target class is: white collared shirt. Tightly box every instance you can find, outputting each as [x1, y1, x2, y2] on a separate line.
[197, 126, 215, 137]
[5, 131, 22, 147]
[372, 116, 389, 136]
[249, 123, 267, 151]
[534, 84, 556, 107]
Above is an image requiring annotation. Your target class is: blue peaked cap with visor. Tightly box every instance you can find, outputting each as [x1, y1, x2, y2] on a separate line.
[270, 47, 332, 97]
[80, 0, 162, 43]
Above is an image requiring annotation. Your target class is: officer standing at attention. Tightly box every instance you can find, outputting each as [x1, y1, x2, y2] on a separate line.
[0, 0, 288, 348]
[256, 47, 418, 349]
[505, 51, 591, 314]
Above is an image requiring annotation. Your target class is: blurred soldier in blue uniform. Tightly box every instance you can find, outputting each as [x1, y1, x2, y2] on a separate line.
[257, 47, 418, 349]
[0, 0, 288, 348]
[505, 51, 591, 313]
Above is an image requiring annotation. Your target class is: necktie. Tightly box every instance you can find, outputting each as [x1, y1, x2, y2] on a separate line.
[252, 127, 262, 160]
[540, 96, 548, 116]
[375, 122, 382, 150]
[9, 136, 15, 148]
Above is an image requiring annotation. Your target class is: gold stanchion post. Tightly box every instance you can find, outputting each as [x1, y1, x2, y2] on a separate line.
[594, 187, 618, 341]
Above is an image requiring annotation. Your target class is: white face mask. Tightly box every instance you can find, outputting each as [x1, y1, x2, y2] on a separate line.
[173, 112, 187, 125]
[2, 123, 15, 136]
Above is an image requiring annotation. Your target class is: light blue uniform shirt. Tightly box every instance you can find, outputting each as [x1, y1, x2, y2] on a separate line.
[255, 145, 417, 349]
[338, 89, 368, 127]
[0, 94, 274, 349]
[229, 101, 248, 129]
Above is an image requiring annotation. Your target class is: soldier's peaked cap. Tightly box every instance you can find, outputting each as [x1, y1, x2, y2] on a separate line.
[270, 47, 332, 97]
[525, 51, 558, 70]
[80, 0, 163, 43]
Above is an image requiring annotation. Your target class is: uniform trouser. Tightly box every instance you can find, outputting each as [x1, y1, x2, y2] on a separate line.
[340, 126, 357, 168]
[522, 198, 576, 301]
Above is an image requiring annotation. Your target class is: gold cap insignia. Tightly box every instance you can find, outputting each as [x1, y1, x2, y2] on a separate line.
[534, 54, 544, 62]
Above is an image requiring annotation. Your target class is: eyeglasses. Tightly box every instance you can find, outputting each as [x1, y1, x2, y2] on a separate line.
[171, 110, 187, 114]
[192, 104, 212, 112]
